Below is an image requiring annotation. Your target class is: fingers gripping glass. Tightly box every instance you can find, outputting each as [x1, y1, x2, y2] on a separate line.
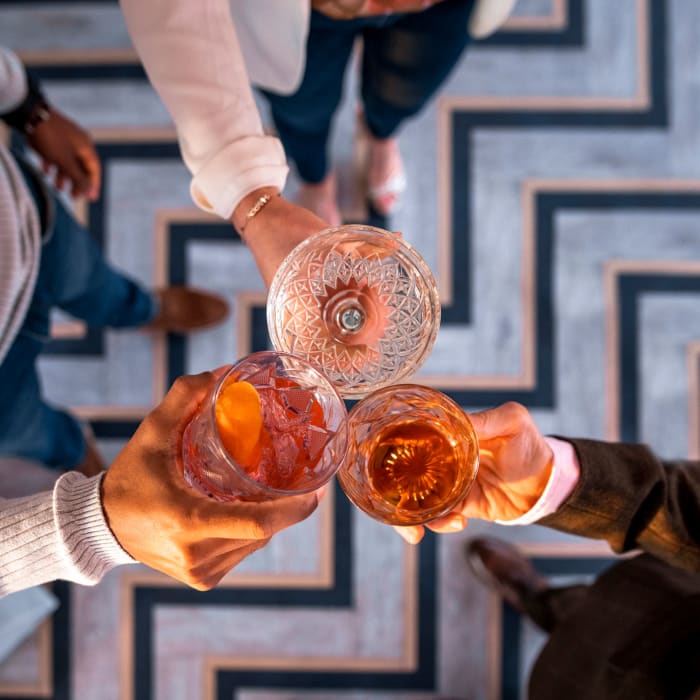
[182, 351, 349, 502]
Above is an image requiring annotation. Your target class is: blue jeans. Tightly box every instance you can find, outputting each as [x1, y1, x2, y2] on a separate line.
[261, 0, 475, 183]
[0, 158, 156, 469]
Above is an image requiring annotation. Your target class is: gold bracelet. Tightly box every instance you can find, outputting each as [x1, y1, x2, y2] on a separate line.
[240, 192, 279, 233]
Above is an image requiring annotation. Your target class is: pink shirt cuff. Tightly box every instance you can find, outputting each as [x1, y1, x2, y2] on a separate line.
[495, 437, 580, 526]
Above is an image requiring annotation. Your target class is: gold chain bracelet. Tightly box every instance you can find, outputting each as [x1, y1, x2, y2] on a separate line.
[240, 193, 279, 233]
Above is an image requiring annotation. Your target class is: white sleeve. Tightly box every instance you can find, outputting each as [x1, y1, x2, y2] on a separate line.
[0, 473, 135, 597]
[0, 47, 28, 114]
[119, 0, 289, 219]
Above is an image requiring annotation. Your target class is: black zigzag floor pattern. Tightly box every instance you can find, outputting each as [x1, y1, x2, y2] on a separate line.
[1, 1, 693, 699]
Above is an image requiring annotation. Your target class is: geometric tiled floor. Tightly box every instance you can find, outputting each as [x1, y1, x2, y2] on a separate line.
[1, 0, 698, 698]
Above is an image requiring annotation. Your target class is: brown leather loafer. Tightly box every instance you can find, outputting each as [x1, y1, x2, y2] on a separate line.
[146, 286, 229, 334]
[465, 536, 549, 612]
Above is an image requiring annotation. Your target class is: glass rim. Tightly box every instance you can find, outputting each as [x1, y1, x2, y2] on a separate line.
[338, 383, 479, 525]
[266, 225, 442, 398]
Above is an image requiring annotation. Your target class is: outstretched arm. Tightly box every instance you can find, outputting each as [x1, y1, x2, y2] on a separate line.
[396, 402, 700, 572]
[119, 0, 287, 219]
[0, 371, 321, 597]
[119, 0, 328, 286]
[539, 437, 700, 572]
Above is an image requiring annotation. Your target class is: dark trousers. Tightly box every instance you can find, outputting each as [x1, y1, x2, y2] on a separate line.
[522, 554, 700, 700]
[0, 158, 155, 468]
[261, 0, 475, 183]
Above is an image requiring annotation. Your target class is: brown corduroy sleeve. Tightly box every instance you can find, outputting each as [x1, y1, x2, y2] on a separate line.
[538, 439, 700, 572]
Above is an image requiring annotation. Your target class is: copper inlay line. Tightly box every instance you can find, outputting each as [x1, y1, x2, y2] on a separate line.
[604, 259, 623, 443]
[17, 48, 139, 66]
[604, 259, 700, 443]
[430, 179, 700, 392]
[687, 342, 700, 460]
[49, 320, 86, 340]
[521, 178, 700, 193]
[116, 482, 335, 589]
[436, 0, 651, 312]
[120, 576, 134, 700]
[421, 173, 538, 389]
[202, 541, 418, 700]
[89, 127, 177, 144]
[72, 197, 89, 228]
[401, 541, 420, 670]
[437, 96, 454, 306]
[119, 492, 336, 700]
[520, 177, 537, 389]
[519, 540, 617, 556]
[120, 568, 334, 591]
[487, 590, 502, 700]
[0, 616, 52, 698]
[204, 650, 418, 675]
[502, 0, 568, 30]
[234, 291, 268, 359]
[71, 406, 149, 420]
[317, 479, 337, 588]
[634, 0, 650, 103]
[152, 207, 221, 401]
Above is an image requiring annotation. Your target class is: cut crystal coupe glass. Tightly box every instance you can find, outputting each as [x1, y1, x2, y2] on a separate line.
[267, 225, 441, 397]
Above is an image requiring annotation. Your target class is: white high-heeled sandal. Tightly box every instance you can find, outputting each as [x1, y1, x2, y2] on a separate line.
[355, 111, 407, 217]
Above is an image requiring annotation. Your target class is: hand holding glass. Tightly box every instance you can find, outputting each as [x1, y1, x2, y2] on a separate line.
[182, 351, 348, 502]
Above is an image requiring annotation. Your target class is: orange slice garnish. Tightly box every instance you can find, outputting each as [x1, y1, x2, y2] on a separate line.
[215, 380, 263, 468]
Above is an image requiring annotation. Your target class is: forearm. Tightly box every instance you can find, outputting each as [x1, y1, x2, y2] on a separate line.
[539, 439, 700, 571]
[0, 472, 134, 597]
[119, 0, 288, 218]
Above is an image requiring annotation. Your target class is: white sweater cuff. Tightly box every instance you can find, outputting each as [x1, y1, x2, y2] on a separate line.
[0, 473, 135, 597]
[190, 134, 289, 219]
[53, 472, 136, 585]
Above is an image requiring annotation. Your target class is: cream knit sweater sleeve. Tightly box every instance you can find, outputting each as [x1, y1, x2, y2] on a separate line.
[0, 472, 135, 597]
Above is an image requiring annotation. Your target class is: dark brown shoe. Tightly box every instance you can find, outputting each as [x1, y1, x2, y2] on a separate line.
[147, 286, 229, 334]
[465, 537, 549, 612]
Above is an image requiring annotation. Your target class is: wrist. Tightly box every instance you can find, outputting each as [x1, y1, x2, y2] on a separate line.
[231, 187, 281, 238]
[496, 438, 580, 526]
[1, 70, 51, 134]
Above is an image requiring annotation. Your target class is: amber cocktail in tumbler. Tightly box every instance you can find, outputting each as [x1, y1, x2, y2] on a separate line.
[337, 385, 479, 526]
[182, 351, 348, 502]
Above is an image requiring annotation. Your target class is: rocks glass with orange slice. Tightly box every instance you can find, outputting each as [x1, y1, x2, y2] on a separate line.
[182, 351, 349, 502]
